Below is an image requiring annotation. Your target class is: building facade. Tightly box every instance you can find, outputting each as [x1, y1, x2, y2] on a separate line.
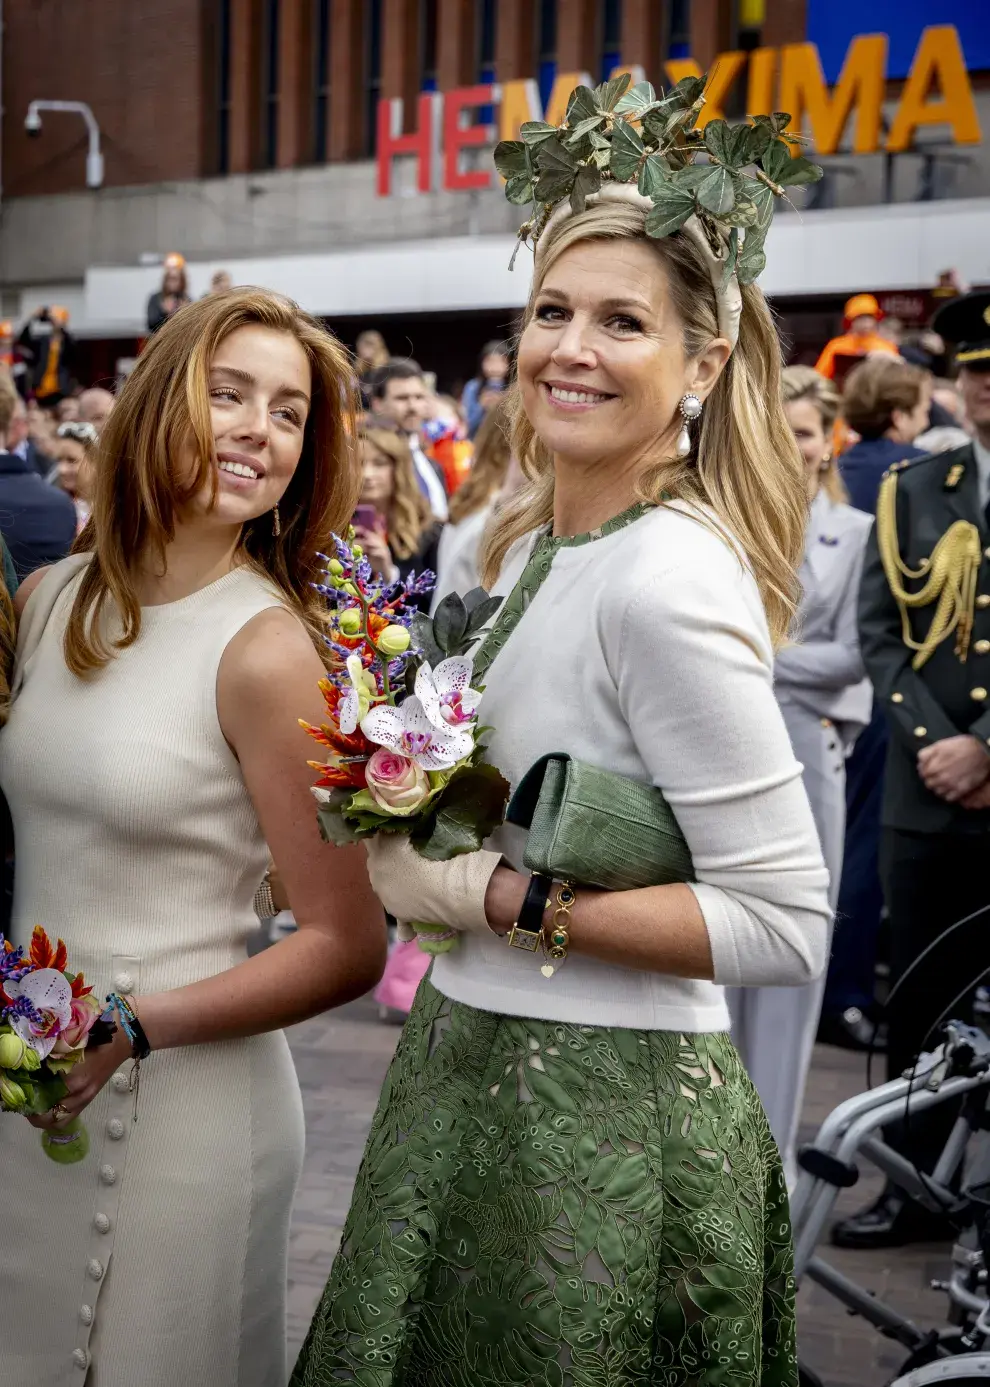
[0, 0, 987, 382]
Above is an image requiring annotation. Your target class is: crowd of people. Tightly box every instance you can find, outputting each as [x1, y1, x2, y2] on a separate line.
[0, 109, 988, 1381]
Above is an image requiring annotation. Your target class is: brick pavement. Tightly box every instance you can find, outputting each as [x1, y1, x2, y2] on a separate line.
[284, 996, 957, 1385]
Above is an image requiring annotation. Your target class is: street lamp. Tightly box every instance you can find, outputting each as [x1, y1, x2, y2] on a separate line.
[24, 100, 104, 189]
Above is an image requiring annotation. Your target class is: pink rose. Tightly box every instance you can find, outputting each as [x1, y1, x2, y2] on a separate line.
[51, 994, 102, 1057]
[365, 749, 431, 815]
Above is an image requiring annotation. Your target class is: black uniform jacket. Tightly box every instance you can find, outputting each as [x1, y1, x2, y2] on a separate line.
[859, 442, 990, 833]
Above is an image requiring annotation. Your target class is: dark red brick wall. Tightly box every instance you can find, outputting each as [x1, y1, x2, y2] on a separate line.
[2, 0, 212, 194]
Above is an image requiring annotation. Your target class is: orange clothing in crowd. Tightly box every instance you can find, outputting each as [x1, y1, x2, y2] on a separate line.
[814, 331, 899, 380]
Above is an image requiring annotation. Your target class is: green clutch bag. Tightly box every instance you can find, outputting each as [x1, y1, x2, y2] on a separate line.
[506, 753, 695, 891]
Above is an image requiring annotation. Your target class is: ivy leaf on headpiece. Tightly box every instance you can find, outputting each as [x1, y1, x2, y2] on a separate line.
[595, 72, 633, 113]
[614, 81, 660, 118]
[609, 119, 646, 182]
[645, 186, 696, 238]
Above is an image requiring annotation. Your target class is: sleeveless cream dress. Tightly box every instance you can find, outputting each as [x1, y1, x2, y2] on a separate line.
[0, 558, 306, 1387]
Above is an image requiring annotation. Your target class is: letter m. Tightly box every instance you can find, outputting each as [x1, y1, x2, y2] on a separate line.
[779, 35, 887, 157]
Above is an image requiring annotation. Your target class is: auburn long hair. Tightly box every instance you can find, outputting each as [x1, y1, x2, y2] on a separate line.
[448, 400, 512, 525]
[359, 426, 431, 560]
[65, 288, 359, 675]
[482, 200, 805, 649]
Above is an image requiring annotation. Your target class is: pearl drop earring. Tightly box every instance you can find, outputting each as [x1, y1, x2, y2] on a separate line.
[676, 393, 703, 458]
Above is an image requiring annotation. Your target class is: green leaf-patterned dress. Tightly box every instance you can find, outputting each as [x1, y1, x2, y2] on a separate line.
[291, 508, 798, 1387]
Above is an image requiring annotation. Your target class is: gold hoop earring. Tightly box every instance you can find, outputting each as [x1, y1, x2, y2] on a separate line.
[819, 452, 833, 472]
[272, 503, 281, 538]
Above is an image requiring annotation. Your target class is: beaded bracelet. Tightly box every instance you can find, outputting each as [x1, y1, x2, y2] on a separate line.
[540, 882, 576, 978]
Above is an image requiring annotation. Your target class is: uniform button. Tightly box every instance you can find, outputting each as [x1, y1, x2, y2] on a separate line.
[976, 640, 990, 655]
[978, 595, 990, 610]
[112, 972, 134, 993]
[79, 1305, 93, 1326]
[72, 1348, 89, 1370]
[94, 1213, 111, 1234]
[87, 1259, 104, 1281]
[972, 687, 988, 701]
[99, 1164, 117, 1185]
[891, 692, 904, 703]
[110, 1072, 130, 1094]
[107, 1118, 125, 1141]
[914, 726, 927, 737]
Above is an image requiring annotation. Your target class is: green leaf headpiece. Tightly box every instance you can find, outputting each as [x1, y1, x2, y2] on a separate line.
[494, 73, 823, 345]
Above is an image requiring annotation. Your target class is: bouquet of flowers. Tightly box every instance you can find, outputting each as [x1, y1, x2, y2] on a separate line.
[1, 926, 116, 1163]
[301, 533, 509, 951]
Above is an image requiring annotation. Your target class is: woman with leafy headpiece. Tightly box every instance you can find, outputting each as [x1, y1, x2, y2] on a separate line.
[293, 74, 829, 1387]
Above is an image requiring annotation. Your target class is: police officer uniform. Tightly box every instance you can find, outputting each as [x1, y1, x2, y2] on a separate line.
[834, 291, 990, 1248]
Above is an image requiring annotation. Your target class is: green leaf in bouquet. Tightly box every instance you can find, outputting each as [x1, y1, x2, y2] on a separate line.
[464, 592, 503, 636]
[644, 186, 696, 237]
[565, 86, 601, 126]
[637, 152, 670, 198]
[432, 592, 469, 655]
[409, 611, 444, 668]
[609, 118, 646, 182]
[594, 72, 632, 112]
[520, 121, 557, 145]
[614, 80, 658, 117]
[695, 163, 735, 215]
[411, 763, 511, 861]
[317, 800, 367, 846]
[569, 163, 602, 215]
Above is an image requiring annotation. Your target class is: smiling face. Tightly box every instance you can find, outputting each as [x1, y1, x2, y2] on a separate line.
[54, 438, 87, 497]
[359, 437, 395, 508]
[517, 237, 725, 474]
[182, 323, 312, 531]
[784, 397, 828, 499]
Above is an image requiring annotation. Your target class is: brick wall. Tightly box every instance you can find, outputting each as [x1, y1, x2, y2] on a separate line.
[2, 0, 212, 195]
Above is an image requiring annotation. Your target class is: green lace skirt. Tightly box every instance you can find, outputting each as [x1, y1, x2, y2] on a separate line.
[291, 978, 797, 1387]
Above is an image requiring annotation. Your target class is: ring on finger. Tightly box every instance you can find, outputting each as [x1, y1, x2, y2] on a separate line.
[50, 1102, 70, 1124]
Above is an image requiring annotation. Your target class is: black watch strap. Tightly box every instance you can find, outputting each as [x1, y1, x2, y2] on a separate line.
[507, 873, 553, 953]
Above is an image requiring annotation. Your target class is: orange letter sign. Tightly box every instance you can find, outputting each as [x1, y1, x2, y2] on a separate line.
[779, 34, 886, 155]
[886, 25, 982, 154]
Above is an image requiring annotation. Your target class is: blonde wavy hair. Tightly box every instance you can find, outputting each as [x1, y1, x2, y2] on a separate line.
[481, 201, 805, 648]
[781, 364, 847, 504]
[66, 288, 360, 675]
[360, 426, 431, 560]
[448, 400, 512, 525]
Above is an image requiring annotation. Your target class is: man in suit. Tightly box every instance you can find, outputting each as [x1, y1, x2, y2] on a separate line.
[369, 360, 449, 521]
[0, 372, 76, 581]
[834, 291, 990, 1248]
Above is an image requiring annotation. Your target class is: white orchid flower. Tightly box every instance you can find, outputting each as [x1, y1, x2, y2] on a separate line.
[415, 658, 482, 734]
[361, 695, 474, 772]
[4, 968, 73, 1059]
[338, 654, 379, 735]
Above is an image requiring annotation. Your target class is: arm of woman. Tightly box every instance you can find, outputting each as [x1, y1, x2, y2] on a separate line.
[141, 609, 387, 1048]
[774, 531, 871, 692]
[41, 609, 387, 1123]
[485, 550, 830, 987]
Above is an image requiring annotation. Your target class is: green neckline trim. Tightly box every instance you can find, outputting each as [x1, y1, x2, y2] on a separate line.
[539, 500, 656, 551]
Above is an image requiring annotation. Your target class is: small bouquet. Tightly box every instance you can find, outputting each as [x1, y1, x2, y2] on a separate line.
[301, 534, 509, 951]
[1, 927, 116, 1163]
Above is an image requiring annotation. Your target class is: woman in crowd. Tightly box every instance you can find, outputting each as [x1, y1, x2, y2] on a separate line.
[728, 365, 873, 1187]
[354, 329, 390, 407]
[0, 289, 385, 1387]
[52, 419, 99, 533]
[353, 423, 440, 592]
[839, 356, 931, 515]
[293, 124, 830, 1381]
[146, 252, 192, 334]
[431, 399, 516, 607]
[460, 337, 511, 438]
